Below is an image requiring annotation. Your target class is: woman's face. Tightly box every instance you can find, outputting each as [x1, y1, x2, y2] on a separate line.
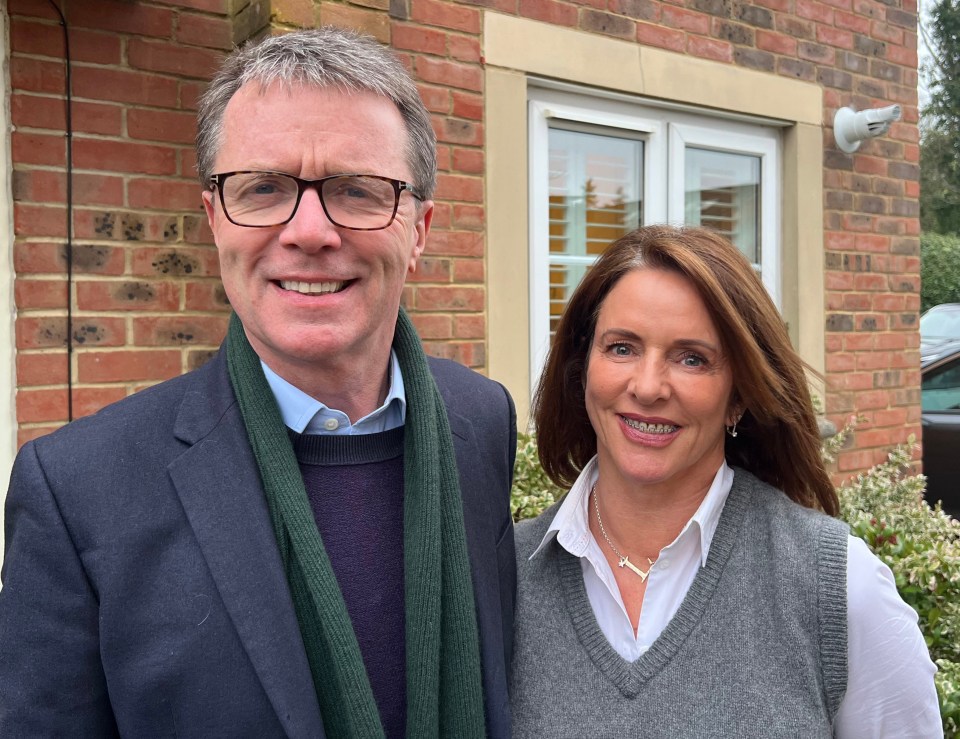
[584, 267, 737, 500]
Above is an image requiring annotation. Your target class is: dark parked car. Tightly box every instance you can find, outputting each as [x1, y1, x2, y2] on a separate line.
[921, 340, 960, 517]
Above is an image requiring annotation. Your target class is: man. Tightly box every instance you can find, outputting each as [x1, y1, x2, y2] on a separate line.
[0, 28, 516, 738]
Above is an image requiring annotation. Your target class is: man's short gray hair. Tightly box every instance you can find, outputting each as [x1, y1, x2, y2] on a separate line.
[196, 27, 437, 199]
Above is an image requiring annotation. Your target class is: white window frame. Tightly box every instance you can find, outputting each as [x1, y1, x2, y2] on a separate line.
[528, 86, 782, 393]
[668, 121, 780, 304]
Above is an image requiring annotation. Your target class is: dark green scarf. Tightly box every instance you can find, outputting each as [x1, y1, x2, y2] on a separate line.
[225, 310, 486, 738]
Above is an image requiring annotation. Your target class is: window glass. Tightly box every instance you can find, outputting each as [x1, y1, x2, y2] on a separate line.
[922, 358, 960, 411]
[684, 148, 761, 269]
[547, 128, 643, 335]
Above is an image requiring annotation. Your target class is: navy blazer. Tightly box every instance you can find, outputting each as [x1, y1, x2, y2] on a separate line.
[0, 348, 517, 738]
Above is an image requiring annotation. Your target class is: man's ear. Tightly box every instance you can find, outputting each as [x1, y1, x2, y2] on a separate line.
[408, 199, 434, 274]
[202, 189, 217, 233]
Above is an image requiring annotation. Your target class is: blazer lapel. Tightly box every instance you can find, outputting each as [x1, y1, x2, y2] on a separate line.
[167, 353, 325, 739]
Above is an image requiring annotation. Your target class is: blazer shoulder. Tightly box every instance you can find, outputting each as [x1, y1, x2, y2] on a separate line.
[428, 356, 515, 420]
[28, 349, 230, 456]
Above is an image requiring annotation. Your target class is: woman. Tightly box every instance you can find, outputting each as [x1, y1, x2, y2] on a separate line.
[511, 226, 941, 737]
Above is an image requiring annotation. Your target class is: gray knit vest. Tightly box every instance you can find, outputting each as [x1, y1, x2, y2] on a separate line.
[510, 469, 848, 738]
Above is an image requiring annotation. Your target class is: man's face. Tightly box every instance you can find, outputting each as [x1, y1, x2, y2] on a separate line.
[202, 82, 432, 385]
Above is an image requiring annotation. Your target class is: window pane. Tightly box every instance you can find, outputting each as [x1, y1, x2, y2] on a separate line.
[684, 148, 760, 267]
[923, 359, 960, 411]
[547, 128, 643, 332]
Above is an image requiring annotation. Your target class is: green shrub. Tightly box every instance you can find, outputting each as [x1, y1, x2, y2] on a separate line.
[922, 232, 960, 313]
[511, 432, 960, 734]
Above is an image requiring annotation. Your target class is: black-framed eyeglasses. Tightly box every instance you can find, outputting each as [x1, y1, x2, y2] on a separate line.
[208, 171, 423, 231]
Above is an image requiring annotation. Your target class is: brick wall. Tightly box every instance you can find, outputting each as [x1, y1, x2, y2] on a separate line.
[10, 0, 920, 478]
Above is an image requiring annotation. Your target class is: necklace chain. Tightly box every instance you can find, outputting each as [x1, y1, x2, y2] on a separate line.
[591, 483, 655, 582]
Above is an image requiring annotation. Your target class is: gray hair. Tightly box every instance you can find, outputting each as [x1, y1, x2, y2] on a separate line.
[196, 27, 437, 198]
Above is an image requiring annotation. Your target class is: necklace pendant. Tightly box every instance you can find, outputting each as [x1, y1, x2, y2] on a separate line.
[618, 556, 650, 582]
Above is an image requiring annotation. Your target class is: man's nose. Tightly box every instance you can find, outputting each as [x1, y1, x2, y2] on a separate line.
[279, 186, 341, 251]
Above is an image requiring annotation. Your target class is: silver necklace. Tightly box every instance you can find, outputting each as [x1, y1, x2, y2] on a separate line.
[592, 483, 655, 582]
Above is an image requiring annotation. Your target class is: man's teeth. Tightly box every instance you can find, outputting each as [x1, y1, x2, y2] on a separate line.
[622, 418, 678, 434]
[280, 280, 344, 295]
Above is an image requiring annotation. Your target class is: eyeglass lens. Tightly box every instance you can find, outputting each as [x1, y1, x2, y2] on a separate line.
[220, 173, 399, 229]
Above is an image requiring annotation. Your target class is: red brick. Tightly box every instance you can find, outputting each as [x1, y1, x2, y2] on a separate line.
[454, 314, 485, 339]
[449, 35, 481, 63]
[12, 131, 65, 166]
[77, 350, 182, 383]
[424, 230, 483, 256]
[662, 6, 710, 33]
[10, 19, 65, 58]
[453, 204, 485, 231]
[15, 279, 66, 309]
[796, 0, 834, 23]
[10, 57, 66, 95]
[184, 281, 230, 310]
[436, 174, 484, 202]
[16, 388, 68, 424]
[70, 318, 128, 348]
[131, 246, 220, 277]
[175, 12, 234, 50]
[67, 2, 174, 38]
[452, 91, 484, 121]
[453, 258, 484, 282]
[833, 9, 870, 33]
[183, 215, 214, 245]
[70, 28, 125, 65]
[129, 178, 205, 211]
[816, 25, 854, 49]
[16, 316, 67, 349]
[756, 30, 797, 55]
[415, 285, 484, 311]
[128, 109, 197, 145]
[871, 21, 904, 45]
[180, 80, 207, 112]
[180, 147, 200, 180]
[852, 154, 886, 176]
[392, 24, 448, 55]
[73, 139, 177, 176]
[637, 22, 686, 51]
[14, 242, 64, 274]
[11, 94, 65, 131]
[272, 0, 317, 27]
[409, 313, 453, 339]
[687, 35, 733, 62]
[408, 257, 452, 283]
[15, 203, 68, 238]
[72, 387, 129, 419]
[72, 67, 180, 108]
[16, 170, 125, 207]
[854, 233, 890, 252]
[416, 56, 482, 92]
[410, 0, 481, 33]
[417, 84, 451, 114]
[17, 352, 68, 386]
[132, 315, 229, 346]
[886, 45, 917, 67]
[318, 4, 390, 42]
[519, 0, 579, 26]
[76, 280, 181, 311]
[452, 148, 484, 174]
[128, 38, 225, 80]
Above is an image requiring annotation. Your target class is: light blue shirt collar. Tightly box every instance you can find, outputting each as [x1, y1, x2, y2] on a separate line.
[260, 351, 406, 435]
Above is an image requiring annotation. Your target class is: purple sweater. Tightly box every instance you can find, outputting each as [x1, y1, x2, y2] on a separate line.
[290, 427, 406, 738]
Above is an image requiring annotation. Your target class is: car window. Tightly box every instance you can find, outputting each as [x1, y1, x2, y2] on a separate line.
[922, 357, 960, 411]
[921, 308, 960, 339]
